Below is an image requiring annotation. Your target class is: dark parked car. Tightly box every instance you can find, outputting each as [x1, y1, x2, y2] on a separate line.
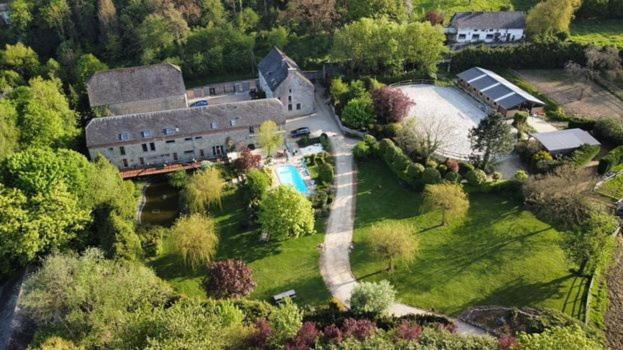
[190, 100, 209, 108]
[290, 127, 310, 138]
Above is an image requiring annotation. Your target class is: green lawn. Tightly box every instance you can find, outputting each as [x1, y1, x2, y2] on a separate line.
[597, 173, 623, 200]
[410, 0, 538, 17]
[351, 160, 588, 318]
[571, 19, 623, 48]
[148, 187, 330, 305]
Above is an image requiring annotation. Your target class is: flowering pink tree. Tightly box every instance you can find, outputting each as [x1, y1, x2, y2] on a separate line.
[234, 146, 261, 173]
[394, 320, 423, 341]
[247, 318, 273, 349]
[372, 87, 414, 124]
[285, 322, 321, 350]
[341, 318, 377, 340]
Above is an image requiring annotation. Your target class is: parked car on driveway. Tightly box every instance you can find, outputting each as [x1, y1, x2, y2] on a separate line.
[190, 100, 209, 108]
[290, 127, 310, 138]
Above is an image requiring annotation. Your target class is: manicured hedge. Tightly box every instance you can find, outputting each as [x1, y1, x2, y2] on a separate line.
[451, 41, 587, 73]
[569, 144, 601, 166]
[594, 118, 623, 146]
[598, 146, 623, 174]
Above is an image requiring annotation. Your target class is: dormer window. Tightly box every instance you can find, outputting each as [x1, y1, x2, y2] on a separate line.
[211, 122, 218, 129]
[118, 132, 130, 141]
[141, 130, 152, 138]
[230, 120, 236, 126]
[163, 127, 176, 135]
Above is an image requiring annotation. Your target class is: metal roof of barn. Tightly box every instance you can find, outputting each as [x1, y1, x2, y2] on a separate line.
[532, 128, 601, 153]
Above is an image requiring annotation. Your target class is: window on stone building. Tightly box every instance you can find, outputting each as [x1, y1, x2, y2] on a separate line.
[195, 136, 203, 140]
[200, 149, 205, 157]
[173, 153, 178, 161]
[249, 126, 255, 134]
[211, 122, 218, 129]
[288, 104, 292, 111]
[296, 103, 301, 110]
[118, 132, 130, 141]
[458, 34, 466, 39]
[185, 137, 192, 141]
[163, 128, 176, 135]
[139, 157, 144, 165]
[122, 159, 128, 168]
[142, 144, 148, 152]
[149, 142, 155, 151]
[120, 146, 126, 155]
[166, 140, 175, 144]
[141, 130, 152, 138]
[288, 96, 292, 102]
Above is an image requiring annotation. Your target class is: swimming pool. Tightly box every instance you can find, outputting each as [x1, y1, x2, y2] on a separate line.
[276, 165, 309, 195]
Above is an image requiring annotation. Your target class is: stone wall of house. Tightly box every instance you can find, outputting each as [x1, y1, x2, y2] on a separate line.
[106, 94, 188, 116]
[274, 70, 315, 118]
[89, 127, 257, 169]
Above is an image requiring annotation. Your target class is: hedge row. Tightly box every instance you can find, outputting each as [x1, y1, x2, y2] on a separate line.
[569, 144, 601, 167]
[598, 146, 623, 174]
[451, 41, 587, 73]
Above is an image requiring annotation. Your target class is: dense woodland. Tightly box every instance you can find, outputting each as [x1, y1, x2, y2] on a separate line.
[0, 0, 621, 348]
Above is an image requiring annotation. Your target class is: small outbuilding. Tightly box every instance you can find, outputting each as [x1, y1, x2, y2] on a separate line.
[531, 128, 601, 156]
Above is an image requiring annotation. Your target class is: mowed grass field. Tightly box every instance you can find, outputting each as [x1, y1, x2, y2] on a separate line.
[411, 0, 538, 17]
[148, 187, 330, 305]
[571, 19, 623, 48]
[351, 160, 588, 318]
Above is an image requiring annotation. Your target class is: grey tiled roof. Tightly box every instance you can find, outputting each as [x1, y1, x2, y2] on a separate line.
[258, 47, 299, 91]
[532, 128, 601, 153]
[85, 98, 285, 148]
[450, 11, 525, 30]
[457, 67, 545, 109]
[86, 63, 186, 107]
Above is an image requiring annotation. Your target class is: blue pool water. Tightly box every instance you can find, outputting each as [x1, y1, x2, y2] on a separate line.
[276, 165, 309, 195]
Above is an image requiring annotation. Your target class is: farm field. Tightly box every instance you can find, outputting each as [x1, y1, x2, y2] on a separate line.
[351, 160, 588, 318]
[147, 187, 330, 305]
[571, 19, 623, 48]
[516, 70, 623, 119]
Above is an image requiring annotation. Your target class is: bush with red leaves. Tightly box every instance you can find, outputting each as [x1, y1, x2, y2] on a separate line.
[234, 146, 261, 173]
[341, 318, 377, 341]
[498, 336, 519, 350]
[323, 324, 343, 344]
[204, 259, 256, 299]
[446, 159, 459, 173]
[425, 11, 444, 25]
[435, 322, 457, 334]
[285, 322, 321, 350]
[247, 318, 273, 349]
[394, 320, 423, 341]
[372, 87, 414, 124]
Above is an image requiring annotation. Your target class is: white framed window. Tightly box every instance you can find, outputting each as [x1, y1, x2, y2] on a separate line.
[141, 130, 152, 138]
[118, 132, 130, 141]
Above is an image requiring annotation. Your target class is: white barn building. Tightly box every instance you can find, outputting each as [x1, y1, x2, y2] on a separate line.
[447, 11, 526, 44]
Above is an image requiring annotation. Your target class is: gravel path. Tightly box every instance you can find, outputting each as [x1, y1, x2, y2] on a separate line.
[315, 93, 486, 336]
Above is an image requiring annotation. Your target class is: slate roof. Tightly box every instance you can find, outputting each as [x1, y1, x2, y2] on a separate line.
[457, 67, 545, 110]
[258, 47, 300, 92]
[450, 11, 525, 30]
[532, 129, 601, 153]
[86, 63, 186, 107]
[85, 98, 285, 148]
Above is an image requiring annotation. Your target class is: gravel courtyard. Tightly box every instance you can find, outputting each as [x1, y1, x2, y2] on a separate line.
[397, 84, 487, 160]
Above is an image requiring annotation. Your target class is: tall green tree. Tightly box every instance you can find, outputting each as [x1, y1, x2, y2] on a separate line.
[345, 0, 408, 22]
[468, 113, 514, 170]
[257, 120, 284, 157]
[422, 183, 469, 226]
[367, 221, 417, 271]
[185, 167, 225, 213]
[258, 186, 315, 240]
[526, 0, 581, 37]
[172, 213, 219, 269]
[0, 43, 41, 78]
[0, 100, 19, 158]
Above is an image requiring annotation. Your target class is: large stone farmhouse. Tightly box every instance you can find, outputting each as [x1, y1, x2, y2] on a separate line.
[446, 11, 526, 44]
[258, 47, 315, 118]
[87, 63, 188, 116]
[85, 63, 286, 170]
[457, 67, 544, 117]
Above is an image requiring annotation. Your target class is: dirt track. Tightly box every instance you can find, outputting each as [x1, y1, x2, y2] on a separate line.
[517, 70, 623, 119]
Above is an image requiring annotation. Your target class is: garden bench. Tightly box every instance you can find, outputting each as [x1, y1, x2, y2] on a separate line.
[273, 289, 296, 304]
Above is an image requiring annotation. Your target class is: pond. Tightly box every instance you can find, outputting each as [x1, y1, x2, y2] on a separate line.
[140, 180, 180, 227]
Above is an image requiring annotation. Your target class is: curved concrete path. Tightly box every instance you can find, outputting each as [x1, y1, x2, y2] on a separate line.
[317, 117, 486, 336]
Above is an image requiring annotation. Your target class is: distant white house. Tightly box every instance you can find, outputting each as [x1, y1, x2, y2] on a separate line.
[446, 11, 526, 44]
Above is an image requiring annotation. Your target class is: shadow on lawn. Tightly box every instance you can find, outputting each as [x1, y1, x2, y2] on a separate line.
[456, 274, 586, 317]
[255, 272, 330, 305]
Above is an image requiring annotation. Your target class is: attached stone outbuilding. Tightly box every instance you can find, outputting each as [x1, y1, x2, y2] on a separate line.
[258, 47, 315, 118]
[87, 63, 188, 116]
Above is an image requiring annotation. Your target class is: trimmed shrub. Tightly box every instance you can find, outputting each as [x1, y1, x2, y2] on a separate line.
[568, 144, 600, 166]
[465, 169, 487, 185]
[363, 134, 379, 155]
[425, 159, 438, 168]
[406, 163, 425, 180]
[458, 162, 474, 175]
[422, 167, 442, 184]
[594, 118, 623, 146]
[437, 164, 448, 175]
[532, 150, 553, 163]
[350, 280, 396, 316]
[514, 170, 529, 181]
[383, 123, 402, 138]
[598, 145, 623, 174]
[318, 162, 335, 184]
[567, 117, 596, 131]
[444, 171, 461, 183]
[353, 142, 371, 160]
[204, 259, 256, 299]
